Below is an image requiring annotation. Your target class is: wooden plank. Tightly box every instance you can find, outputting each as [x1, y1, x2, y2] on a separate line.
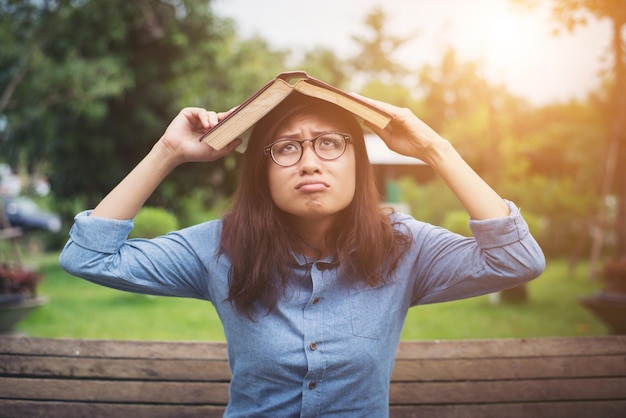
[2, 400, 625, 418]
[0, 338, 228, 359]
[3, 335, 625, 360]
[6, 375, 623, 407]
[0, 227, 23, 240]
[1, 377, 230, 404]
[389, 377, 626, 404]
[391, 354, 626, 381]
[0, 355, 232, 381]
[0, 400, 226, 418]
[395, 336, 626, 359]
[2, 335, 626, 417]
[389, 400, 626, 418]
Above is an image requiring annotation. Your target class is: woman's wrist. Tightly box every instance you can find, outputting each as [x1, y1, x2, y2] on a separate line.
[150, 139, 185, 172]
[421, 137, 457, 168]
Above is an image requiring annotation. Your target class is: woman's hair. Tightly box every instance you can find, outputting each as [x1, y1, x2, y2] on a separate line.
[220, 93, 412, 317]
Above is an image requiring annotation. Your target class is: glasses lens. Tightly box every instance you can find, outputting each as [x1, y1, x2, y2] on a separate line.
[314, 133, 346, 160]
[271, 140, 302, 166]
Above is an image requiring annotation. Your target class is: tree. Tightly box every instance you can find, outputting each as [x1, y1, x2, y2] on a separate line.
[295, 47, 351, 90]
[1, 0, 287, 222]
[513, 1, 626, 275]
[349, 7, 416, 84]
[0, 0, 132, 164]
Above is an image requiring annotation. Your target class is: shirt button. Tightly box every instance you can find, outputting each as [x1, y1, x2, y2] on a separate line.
[312, 297, 320, 304]
[308, 381, 317, 390]
[309, 341, 317, 351]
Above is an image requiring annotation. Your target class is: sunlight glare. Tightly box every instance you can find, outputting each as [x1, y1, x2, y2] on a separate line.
[486, 14, 525, 55]
[479, 7, 533, 78]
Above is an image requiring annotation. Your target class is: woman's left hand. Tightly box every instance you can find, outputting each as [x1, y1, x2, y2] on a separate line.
[351, 94, 445, 165]
[353, 94, 510, 220]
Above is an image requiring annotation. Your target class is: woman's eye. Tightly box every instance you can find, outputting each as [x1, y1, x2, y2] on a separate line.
[275, 141, 300, 155]
[319, 136, 341, 149]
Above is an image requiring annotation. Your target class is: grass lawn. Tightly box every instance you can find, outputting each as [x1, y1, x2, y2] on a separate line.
[16, 253, 608, 340]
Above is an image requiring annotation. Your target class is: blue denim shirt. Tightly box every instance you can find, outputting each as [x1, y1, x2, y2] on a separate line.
[59, 200, 544, 417]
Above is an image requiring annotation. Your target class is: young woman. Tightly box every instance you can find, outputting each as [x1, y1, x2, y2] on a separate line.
[59, 92, 545, 417]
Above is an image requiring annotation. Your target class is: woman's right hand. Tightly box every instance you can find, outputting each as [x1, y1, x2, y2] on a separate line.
[157, 107, 242, 166]
[90, 107, 240, 220]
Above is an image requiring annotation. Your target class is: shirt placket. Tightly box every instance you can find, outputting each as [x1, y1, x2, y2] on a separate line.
[300, 262, 333, 417]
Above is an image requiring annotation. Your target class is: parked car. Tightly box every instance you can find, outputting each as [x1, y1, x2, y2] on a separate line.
[1, 196, 61, 233]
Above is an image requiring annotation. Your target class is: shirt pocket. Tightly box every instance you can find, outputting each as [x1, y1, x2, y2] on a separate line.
[349, 281, 399, 340]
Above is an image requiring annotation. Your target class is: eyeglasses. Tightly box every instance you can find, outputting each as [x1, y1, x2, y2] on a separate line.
[264, 132, 352, 167]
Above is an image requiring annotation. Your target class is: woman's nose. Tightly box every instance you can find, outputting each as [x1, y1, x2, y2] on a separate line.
[298, 143, 321, 174]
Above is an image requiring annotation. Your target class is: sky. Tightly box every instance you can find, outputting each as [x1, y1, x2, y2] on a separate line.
[212, 0, 613, 106]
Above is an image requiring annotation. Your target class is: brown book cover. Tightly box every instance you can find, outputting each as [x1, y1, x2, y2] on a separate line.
[199, 71, 393, 151]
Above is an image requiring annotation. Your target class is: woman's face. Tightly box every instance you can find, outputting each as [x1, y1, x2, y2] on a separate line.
[267, 110, 356, 223]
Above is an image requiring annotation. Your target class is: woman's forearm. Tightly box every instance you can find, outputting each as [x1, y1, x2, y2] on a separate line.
[90, 144, 177, 220]
[424, 139, 510, 220]
[356, 95, 510, 221]
[89, 107, 241, 220]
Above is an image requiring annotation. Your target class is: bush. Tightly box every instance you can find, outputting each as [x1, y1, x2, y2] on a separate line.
[129, 207, 179, 239]
[441, 210, 472, 237]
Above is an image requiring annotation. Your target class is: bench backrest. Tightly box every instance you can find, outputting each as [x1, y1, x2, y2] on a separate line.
[1, 335, 626, 417]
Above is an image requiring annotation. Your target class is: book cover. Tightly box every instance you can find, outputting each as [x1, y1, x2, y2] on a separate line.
[199, 71, 392, 151]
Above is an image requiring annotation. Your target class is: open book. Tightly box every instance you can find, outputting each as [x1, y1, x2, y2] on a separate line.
[199, 71, 393, 151]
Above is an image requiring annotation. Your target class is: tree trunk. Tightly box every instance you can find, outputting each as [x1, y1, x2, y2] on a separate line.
[589, 16, 625, 278]
[614, 17, 626, 258]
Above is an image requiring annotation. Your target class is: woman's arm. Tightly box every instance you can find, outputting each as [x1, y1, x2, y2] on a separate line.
[355, 95, 509, 220]
[91, 107, 241, 220]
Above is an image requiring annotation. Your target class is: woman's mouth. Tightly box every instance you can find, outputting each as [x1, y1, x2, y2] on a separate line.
[296, 180, 329, 192]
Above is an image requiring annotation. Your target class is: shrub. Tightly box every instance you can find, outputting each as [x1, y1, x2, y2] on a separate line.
[129, 207, 179, 239]
[441, 210, 472, 237]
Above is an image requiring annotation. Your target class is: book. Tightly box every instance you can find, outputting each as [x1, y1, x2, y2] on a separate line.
[199, 71, 393, 151]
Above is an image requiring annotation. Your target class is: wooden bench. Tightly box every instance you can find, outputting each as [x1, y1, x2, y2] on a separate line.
[1, 335, 625, 417]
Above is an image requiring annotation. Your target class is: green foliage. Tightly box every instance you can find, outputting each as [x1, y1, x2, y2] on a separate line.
[511, 0, 626, 260]
[406, 41, 607, 258]
[512, 0, 626, 33]
[349, 7, 414, 81]
[500, 101, 607, 256]
[396, 176, 463, 226]
[294, 47, 351, 89]
[418, 48, 499, 133]
[164, 187, 232, 227]
[519, 210, 547, 239]
[359, 79, 417, 107]
[1, 0, 619, 261]
[0, 0, 286, 217]
[441, 210, 472, 237]
[129, 207, 179, 239]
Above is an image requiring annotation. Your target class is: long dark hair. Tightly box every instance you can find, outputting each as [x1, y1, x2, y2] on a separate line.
[220, 93, 412, 317]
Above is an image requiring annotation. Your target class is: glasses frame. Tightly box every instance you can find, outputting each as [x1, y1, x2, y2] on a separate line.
[264, 132, 352, 167]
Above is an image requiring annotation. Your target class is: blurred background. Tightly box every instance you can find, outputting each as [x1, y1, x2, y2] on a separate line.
[1, 0, 625, 339]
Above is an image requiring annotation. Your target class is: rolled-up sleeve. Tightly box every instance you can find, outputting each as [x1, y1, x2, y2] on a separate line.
[469, 203, 531, 248]
[59, 211, 217, 300]
[405, 200, 545, 305]
[65, 210, 134, 253]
